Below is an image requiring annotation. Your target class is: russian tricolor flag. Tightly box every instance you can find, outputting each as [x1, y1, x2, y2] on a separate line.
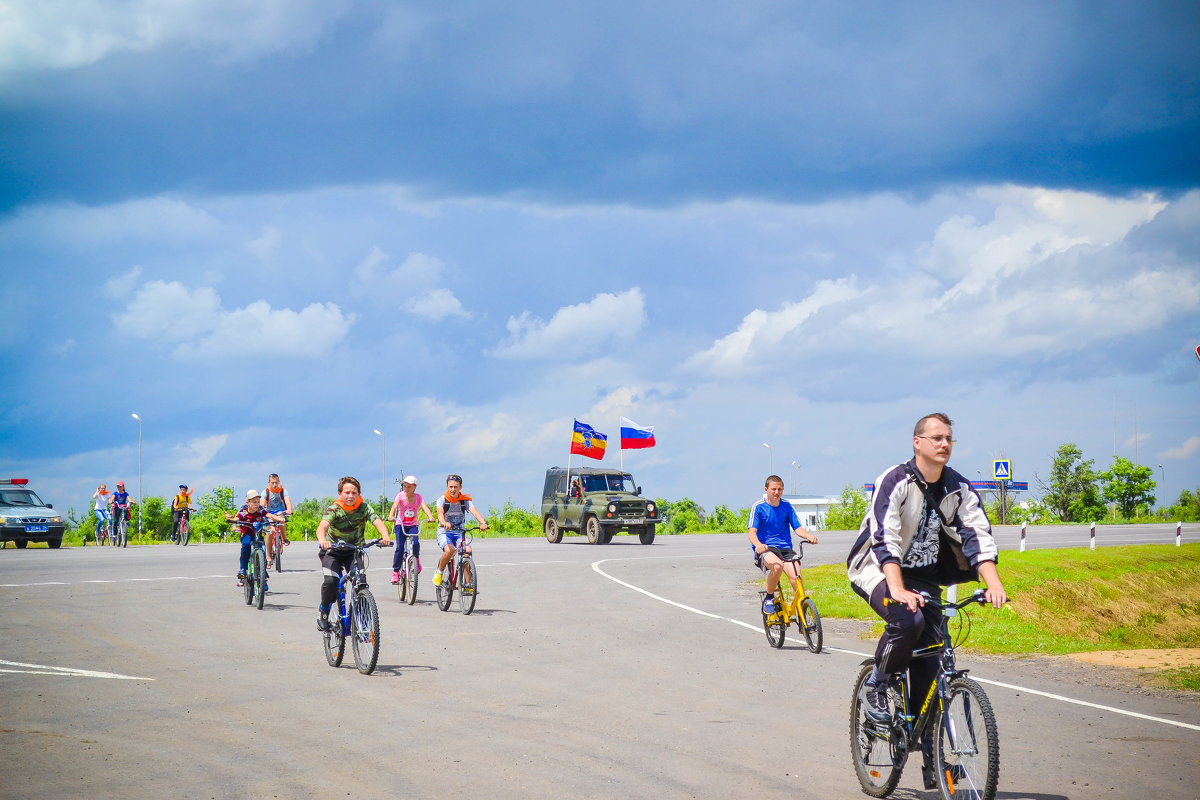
[620, 417, 656, 449]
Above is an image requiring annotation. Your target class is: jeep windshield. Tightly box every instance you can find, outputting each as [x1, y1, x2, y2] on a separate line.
[0, 489, 43, 507]
[580, 475, 635, 493]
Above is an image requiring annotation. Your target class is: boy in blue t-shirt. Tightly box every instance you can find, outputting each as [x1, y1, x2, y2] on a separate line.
[748, 474, 818, 613]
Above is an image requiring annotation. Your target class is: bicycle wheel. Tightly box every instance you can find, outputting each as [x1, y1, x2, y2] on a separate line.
[243, 565, 254, 605]
[324, 603, 345, 667]
[253, 549, 267, 609]
[800, 597, 823, 654]
[761, 592, 785, 649]
[179, 518, 190, 546]
[458, 555, 477, 615]
[404, 554, 418, 606]
[117, 517, 128, 548]
[850, 663, 906, 798]
[273, 542, 282, 572]
[436, 567, 454, 611]
[351, 588, 381, 675]
[934, 677, 999, 800]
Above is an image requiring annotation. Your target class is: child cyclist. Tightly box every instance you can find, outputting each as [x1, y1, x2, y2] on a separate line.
[262, 473, 294, 568]
[314, 476, 392, 631]
[433, 473, 488, 591]
[227, 490, 286, 586]
[388, 475, 435, 585]
[748, 474, 818, 614]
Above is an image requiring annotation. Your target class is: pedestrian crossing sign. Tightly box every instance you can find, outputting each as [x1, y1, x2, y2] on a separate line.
[993, 460, 1011, 480]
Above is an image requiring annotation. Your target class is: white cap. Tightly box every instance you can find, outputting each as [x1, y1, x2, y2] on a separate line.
[402, 475, 418, 485]
[245, 489, 262, 500]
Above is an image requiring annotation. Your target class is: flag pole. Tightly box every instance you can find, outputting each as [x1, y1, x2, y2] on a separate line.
[619, 417, 624, 471]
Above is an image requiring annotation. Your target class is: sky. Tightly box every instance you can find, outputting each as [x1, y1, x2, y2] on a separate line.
[1, 1, 1198, 518]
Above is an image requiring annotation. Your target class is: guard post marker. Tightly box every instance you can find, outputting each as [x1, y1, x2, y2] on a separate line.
[1020, 522, 1027, 553]
[1090, 521, 1096, 551]
[1178, 522, 1183, 547]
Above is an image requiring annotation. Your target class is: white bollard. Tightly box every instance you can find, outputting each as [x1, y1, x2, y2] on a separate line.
[1178, 521, 1183, 547]
[1090, 521, 1096, 550]
[1020, 522, 1027, 553]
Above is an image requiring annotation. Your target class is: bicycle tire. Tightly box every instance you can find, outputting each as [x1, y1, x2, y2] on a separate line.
[934, 677, 999, 800]
[274, 543, 282, 572]
[243, 566, 254, 605]
[324, 604, 345, 668]
[404, 554, 418, 606]
[762, 592, 786, 648]
[436, 567, 453, 611]
[253, 549, 267, 609]
[800, 597, 823, 654]
[179, 518, 190, 546]
[117, 517, 128, 548]
[351, 588, 381, 675]
[850, 662, 906, 798]
[458, 555, 477, 615]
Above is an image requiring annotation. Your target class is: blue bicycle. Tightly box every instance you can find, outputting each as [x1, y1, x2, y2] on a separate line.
[322, 538, 390, 675]
[233, 522, 269, 610]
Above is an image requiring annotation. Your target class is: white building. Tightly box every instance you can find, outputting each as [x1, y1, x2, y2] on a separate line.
[782, 494, 844, 530]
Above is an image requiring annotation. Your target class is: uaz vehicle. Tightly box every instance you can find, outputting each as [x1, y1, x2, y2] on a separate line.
[541, 467, 661, 545]
[0, 478, 65, 549]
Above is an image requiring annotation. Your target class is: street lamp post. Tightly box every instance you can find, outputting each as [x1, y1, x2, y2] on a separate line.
[1158, 464, 1166, 519]
[762, 442, 773, 474]
[131, 413, 143, 538]
[373, 429, 386, 517]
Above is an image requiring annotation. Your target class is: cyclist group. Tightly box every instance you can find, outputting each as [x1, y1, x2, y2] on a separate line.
[749, 411, 1007, 793]
[90, 481, 136, 543]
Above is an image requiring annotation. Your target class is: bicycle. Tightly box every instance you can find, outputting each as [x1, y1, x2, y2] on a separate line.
[321, 538, 390, 675]
[434, 526, 478, 615]
[112, 509, 130, 548]
[265, 512, 290, 572]
[94, 515, 111, 546]
[233, 522, 269, 610]
[759, 554, 823, 653]
[396, 519, 433, 606]
[849, 588, 1002, 800]
[173, 508, 194, 546]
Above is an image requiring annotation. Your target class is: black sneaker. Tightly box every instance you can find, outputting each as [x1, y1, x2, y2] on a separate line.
[863, 683, 891, 724]
[317, 614, 331, 632]
[923, 761, 966, 791]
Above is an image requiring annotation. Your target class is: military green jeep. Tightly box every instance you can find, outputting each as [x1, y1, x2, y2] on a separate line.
[541, 466, 661, 545]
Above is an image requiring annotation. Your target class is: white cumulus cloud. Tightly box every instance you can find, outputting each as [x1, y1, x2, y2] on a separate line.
[1160, 437, 1200, 461]
[492, 288, 646, 359]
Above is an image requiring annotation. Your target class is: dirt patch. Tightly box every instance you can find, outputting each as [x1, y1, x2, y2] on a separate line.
[1065, 647, 1200, 670]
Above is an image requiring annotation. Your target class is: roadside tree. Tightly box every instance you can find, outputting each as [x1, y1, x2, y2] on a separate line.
[824, 484, 868, 530]
[1099, 456, 1156, 519]
[1037, 443, 1106, 522]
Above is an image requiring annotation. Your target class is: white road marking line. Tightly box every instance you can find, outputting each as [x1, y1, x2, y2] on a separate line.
[0, 659, 153, 681]
[591, 556, 1200, 734]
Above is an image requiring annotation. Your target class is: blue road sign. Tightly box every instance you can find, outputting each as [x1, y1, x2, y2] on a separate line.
[993, 460, 1011, 480]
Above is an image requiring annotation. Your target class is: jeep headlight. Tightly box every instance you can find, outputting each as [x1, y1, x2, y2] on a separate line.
[646, 502, 656, 514]
[607, 503, 617, 513]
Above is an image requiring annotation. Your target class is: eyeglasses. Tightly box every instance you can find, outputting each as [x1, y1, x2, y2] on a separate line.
[916, 435, 956, 445]
[446, 474, 462, 483]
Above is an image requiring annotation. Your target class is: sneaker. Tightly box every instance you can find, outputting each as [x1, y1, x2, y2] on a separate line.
[236, 571, 246, 586]
[432, 571, 443, 586]
[863, 682, 891, 724]
[391, 570, 400, 585]
[762, 595, 776, 615]
[923, 761, 966, 791]
[317, 614, 331, 632]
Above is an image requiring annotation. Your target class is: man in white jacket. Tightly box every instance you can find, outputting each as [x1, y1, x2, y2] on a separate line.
[846, 413, 1007, 736]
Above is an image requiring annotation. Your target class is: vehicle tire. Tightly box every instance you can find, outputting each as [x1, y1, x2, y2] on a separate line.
[762, 592, 785, 648]
[324, 611, 345, 668]
[800, 597, 823, 654]
[601, 528, 616, 544]
[179, 519, 190, 546]
[49, 537, 63, 549]
[584, 515, 603, 545]
[14, 540, 28, 549]
[459, 555, 477, 615]
[253, 549, 267, 609]
[934, 677, 999, 800]
[404, 554, 419, 606]
[638, 526, 655, 545]
[543, 515, 563, 544]
[850, 662, 906, 798]
[436, 568, 454, 611]
[351, 588, 381, 675]
[243, 567, 254, 606]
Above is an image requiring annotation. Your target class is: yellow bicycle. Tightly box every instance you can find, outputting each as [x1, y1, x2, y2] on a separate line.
[759, 556, 822, 653]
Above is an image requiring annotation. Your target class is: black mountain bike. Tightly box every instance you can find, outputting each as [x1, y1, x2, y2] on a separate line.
[850, 588, 1002, 800]
[322, 539, 390, 675]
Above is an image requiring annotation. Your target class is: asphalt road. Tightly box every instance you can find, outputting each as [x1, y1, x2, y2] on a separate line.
[2, 525, 1198, 799]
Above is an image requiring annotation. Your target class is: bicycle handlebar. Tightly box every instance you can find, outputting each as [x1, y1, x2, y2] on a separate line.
[884, 588, 1003, 611]
[325, 538, 393, 551]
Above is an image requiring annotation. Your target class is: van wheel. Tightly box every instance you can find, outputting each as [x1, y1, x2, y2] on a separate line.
[543, 516, 563, 544]
[584, 516, 603, 545]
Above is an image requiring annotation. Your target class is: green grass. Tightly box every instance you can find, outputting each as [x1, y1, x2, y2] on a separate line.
[797, 544, 1200, 687]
